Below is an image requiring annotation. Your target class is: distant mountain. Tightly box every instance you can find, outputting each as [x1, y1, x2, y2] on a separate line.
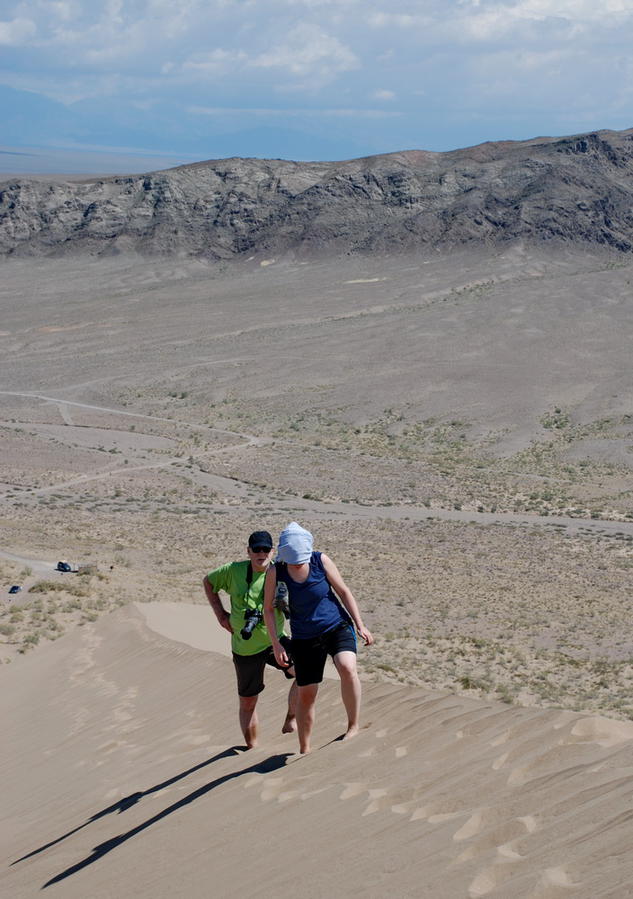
[1, 85, 370, 164]
[2, 127, 633, 258]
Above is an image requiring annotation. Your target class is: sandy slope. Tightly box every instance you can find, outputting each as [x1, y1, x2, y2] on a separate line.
[3, 604, 633, 899]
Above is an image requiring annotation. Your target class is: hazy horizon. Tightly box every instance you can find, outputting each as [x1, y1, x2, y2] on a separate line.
[2, 1, 633, 169]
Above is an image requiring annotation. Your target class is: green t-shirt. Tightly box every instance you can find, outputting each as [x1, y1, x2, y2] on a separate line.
[207, 560, 285, 656]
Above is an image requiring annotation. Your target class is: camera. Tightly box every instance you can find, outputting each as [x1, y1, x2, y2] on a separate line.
[240, 608, 262, 640]
[273, 581, 290, 618]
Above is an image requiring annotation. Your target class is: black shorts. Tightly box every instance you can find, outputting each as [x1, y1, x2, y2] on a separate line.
[291, 622, 357, 687]
[233, 635, 293, 697]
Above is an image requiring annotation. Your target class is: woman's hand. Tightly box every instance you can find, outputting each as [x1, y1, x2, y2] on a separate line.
[273, 641, 289, 667]
[357, 625, 373, 646]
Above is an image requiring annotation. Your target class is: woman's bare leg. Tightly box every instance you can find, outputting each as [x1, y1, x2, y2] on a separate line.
[296, 683, 319, 754]
[282, 679, 298, 733]
[333, 651, 361, 740]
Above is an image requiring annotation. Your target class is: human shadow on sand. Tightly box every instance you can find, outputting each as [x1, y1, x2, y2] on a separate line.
[40, 751, 291, 888]
[12, 746, 243, 867]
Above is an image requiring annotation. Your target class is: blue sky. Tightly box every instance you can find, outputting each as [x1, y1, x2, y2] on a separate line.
[1, 0, 633, 172]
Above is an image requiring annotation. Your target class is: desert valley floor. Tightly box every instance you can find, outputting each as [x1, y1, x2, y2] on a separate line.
[2, 245, 633, 897]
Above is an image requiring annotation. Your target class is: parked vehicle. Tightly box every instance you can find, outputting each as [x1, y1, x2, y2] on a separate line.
[56, 560, 78, 573]
[8, 585, 21, 594]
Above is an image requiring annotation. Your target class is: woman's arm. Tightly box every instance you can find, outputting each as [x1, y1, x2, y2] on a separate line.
[263, 567, 289, 666]
[321, 553, 373, 646]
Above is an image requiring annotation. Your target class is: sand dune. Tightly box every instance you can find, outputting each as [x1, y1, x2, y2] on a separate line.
[3, 604, 633, 898]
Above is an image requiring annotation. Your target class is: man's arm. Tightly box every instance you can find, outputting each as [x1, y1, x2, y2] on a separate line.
[321, 553, 373, 646]
[203, 576, 233, 633]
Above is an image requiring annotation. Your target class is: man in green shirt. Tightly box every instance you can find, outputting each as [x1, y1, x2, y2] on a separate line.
[203, 529, 297, 749]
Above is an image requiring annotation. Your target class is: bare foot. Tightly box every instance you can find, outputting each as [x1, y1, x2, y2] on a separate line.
[342, 724, 359, 741]
[300, 746, 312, 755]
[245, 740, 258, 750]
[282, 715, 297, 734]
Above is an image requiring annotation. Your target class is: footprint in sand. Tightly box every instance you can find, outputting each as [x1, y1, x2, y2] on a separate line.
[259, 777, 285, 802]
[454, 810, 486, 841]
[410, 806, 428, 821]
[457, 845, 478, 864]
[362, 788, 389, 816]
[490, 730, 510, 747]
[497, 842, 524, 861]
[339, 782, 367, 800]
[357, 747, 376, 758]
[457, 839, 523, 867]
[428, 811, 464, 824]
[339, 782, 390, 816]
[568, 716, 633, 748]
[536, 867, 578, 890]
[299, 787, 329, 801]
[253, 773, 322, 804]
[468, 869, 499, 897]
[455, 813, 533, 867]
[243, 774, 265, 789]
[391, 803, 412, 815]
[395, 746, 408, 758]
[467, 836, 529, 897]
[517, 814, 538, 833]
[506, 764, 529, 787]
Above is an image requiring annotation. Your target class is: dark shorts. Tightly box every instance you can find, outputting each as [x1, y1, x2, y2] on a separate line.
[291, 622, 357, 687]
[233, 635, 294, 698]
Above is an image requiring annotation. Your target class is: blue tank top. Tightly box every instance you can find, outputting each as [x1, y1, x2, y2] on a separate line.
[276, 552, 347, 639]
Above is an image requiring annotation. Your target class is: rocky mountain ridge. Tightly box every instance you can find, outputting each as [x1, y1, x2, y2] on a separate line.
[1, 127, 633, 259]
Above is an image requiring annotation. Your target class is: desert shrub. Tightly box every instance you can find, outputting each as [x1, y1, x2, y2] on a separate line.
[29, 580, 88, 597]
[62, 599, 83, 612]
[458, 674, 490, 691]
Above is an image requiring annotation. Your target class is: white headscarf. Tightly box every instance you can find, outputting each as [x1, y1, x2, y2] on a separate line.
[277, 521, 313, 564]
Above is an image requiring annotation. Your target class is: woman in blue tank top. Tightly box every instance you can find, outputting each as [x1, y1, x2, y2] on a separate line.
[263, 522, 373, 755]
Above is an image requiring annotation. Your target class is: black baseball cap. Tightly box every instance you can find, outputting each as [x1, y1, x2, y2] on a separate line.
[248, 530, 273, 550]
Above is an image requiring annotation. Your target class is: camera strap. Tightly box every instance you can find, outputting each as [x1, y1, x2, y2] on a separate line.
[244, 562, 254, 606]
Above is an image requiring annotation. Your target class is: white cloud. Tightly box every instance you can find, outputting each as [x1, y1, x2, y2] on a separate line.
[252, 23, 359, 78]
[0, 16, 36, 44]
[277, 0, 360, 5]
[46, 2, 75, 22]
[512, 0, 632, 18]
[3, 0, 633, 158]
[188, 105, 401, 118]
[368, 1, 633, 42]
[368, 12, 421, 28]
[182, 48, 248, 74]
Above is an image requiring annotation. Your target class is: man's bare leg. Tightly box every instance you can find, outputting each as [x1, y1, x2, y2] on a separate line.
[239, 695, 259, 749]
[296, 683, 319, 754]
[334, 651, 361, 740]
[282, 679, 298, 733]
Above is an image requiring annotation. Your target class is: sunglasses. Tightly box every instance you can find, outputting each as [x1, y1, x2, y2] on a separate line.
[250, 545, 272, 553]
